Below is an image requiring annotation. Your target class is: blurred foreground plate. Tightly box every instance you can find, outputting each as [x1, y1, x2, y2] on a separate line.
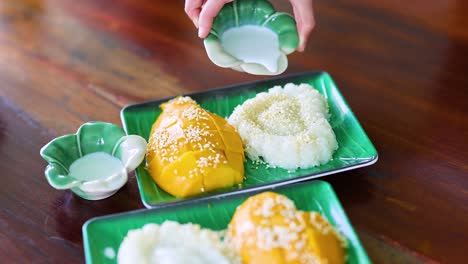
[83, 180, 371, 264]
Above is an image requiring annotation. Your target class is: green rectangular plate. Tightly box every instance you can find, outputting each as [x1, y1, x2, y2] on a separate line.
[83, 180, 371, 264]
[121, 71, 378, 208]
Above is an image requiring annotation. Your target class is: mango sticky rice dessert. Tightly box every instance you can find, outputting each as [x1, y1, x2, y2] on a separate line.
[227, 192, 347, 264]
[146, 96, 245, 197]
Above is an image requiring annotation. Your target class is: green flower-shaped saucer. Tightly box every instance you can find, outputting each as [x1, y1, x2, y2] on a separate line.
[204, 0, 299, 75]
[40, 122, 147, 200]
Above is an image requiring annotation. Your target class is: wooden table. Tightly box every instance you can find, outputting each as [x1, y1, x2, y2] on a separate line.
[1, 0, 466, 263]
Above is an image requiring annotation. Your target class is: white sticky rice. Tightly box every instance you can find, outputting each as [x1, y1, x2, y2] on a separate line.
[228, 83, 338, 170]
[117, 221, 239, 264]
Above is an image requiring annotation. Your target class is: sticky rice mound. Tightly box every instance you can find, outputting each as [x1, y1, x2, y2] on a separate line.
[228, 83, 338, 169]
[117, 221, 240, 264]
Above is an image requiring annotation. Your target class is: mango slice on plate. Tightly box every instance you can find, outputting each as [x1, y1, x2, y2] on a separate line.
[227, 192, 347, 264]
[146, 96, 245, 197]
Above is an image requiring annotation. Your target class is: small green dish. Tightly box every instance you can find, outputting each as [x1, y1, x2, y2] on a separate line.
[83, 180, 371, 264]
[121, 71, 378, 208]
[40, 122, 147, 200]
[204, 0, 299, 75]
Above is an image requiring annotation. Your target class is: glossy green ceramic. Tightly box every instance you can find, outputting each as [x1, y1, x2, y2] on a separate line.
[121, 72, 378, 207]
[40, 122, 147, 200]
[83, 180, 371, 264]
[204, 0, 299, 75]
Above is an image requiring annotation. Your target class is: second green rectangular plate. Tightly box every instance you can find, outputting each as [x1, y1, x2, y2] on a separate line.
[83, 180, 371, 263]
[121, 72, 378, 208]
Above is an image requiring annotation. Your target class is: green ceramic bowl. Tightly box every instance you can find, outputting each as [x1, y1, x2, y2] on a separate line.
[40, 122, 147, 200]
[204, 0, 299, 75]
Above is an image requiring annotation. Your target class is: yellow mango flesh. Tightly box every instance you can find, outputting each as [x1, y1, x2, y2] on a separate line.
[304, 212, 346, 264]
[228, 192, 346, 264]
[146, 96, 244, 197]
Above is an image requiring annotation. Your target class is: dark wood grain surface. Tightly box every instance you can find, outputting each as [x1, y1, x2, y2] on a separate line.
[1, 0, 467, 263]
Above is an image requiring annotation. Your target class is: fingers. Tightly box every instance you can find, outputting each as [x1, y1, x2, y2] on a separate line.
[198, 0, 233, 38]
[290, 0, 315, 52]
[185, 0, 204, 28]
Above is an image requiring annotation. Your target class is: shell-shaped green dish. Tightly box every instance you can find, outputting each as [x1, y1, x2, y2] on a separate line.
[204, 0, 299, 75]
[40, 122, 147, 200]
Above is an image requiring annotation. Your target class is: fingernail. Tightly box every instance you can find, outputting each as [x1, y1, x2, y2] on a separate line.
[198, 27, 206, 38]
[298, 39, 305, 52]
[192, 18, 199, 28]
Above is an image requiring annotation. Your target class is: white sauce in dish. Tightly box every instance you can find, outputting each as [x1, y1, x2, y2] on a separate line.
[69, 152, 124, 181]
[221, 25, 281, 73]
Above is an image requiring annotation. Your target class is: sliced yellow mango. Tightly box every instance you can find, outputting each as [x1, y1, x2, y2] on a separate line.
[227, 192, 346, 264]
[146, 96, 245, 197]
[303, 212, 346, 264]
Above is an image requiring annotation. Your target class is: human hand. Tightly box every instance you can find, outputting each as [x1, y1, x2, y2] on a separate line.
[184, 0, 315, 52]
[184, 0, 234, 39]
[289, 0, 315, 51]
